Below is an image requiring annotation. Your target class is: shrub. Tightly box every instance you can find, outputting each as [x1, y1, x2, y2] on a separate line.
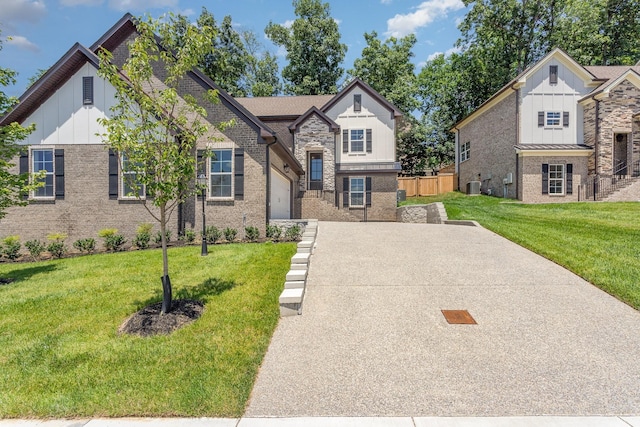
[154, 230, 171, 245]
[47, 233, 68, 259]
[73, 238, 96, 254]
[98, 228, 126, 252]
[245, 226, 259, 242]
[133, 223, 153, 250]
[2, 236, 21, 261]
[180, 229, 196, 244]
[266, 224, 282, 241]
[25, 240, 46, 261]
[284, 224, 302, 241]
[224, 227, 237, 242]
[203, 226, 222, 244]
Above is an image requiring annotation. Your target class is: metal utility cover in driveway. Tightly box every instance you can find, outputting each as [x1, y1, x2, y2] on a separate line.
[442, 309, 477, 324]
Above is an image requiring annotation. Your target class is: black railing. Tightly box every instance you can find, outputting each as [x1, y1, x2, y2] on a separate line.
[579, 159, 640, 201]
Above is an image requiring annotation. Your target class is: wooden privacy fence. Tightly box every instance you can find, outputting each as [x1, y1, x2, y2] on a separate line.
[398, 174, 457, 197]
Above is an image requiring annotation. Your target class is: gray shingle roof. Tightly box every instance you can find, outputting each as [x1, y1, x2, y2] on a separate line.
[235, 95, 335, 117]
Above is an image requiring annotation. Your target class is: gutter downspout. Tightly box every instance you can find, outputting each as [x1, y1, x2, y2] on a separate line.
[513, 83, 520, 200]
[265, 137, 278, 226]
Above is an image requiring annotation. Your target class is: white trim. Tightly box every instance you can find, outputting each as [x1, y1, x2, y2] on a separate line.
[460, 141, 470, 162]
[120, 153, 145, 200]
[349, 129, 365, 153]
[349, 176, 365, 207]
[516, 149, 592, 157]
[29, 147, 55, 200]
[548, 163, 565, 195]
[545, 111, 562, 128]
[208, 147, 234, 200]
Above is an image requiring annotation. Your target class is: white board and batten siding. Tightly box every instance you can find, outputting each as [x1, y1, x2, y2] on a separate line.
[324, 86, 396, 165]
[520, 58, 593, 146]
[270, 167, 291, 220]
[21, 64, 116, 146]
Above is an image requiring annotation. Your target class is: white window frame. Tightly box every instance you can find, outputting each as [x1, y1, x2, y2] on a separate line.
[349, 176, 365, 207]
[460, 141, 470, 162]
[548, 164, 565, 195]
[120, 153, 145, 199]
[545, 111, 562, 128]
[30, 148, 55, 199]
[209, 148, 233, 199]
[350, 129, 365, 153]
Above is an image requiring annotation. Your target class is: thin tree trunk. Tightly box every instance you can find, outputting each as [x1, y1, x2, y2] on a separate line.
[160, 206, 172, 314]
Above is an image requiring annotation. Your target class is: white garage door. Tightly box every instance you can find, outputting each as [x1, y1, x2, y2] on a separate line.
[271, 168, 291, 219]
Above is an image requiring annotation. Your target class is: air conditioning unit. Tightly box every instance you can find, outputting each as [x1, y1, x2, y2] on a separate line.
[466, 181, 481, 195]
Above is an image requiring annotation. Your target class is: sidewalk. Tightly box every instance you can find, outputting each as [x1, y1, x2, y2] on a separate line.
[1, 417, 640, 426]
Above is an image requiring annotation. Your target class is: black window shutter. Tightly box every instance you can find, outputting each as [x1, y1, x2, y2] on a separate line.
[563, 111, 569, 127]
[549, 65, 558, 84]
[83, 76, 94, 105]
[108, 149, 119, 199]
[234, 148, 244, 200]
[354, 94, 361, 112]
[365, 176, 372, 207]
[538, 111, 545, 127]
[19, 151, 28, 200]
[54, 149, 65, 199]
[342, 177, 349, 208]
[542, 163, 549, 195]
[342, 129, 348, 153]
[566, 163, 573, 195]
[366, 129, 372, 153]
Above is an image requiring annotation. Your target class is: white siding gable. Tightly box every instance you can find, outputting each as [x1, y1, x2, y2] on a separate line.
[21, 64, 116, 146]
[520, 56, 593, 145]
[324, 86, 396, 164]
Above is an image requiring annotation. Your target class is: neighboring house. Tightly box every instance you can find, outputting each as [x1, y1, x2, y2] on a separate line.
[451, 48, 640, 202]
[0, 14, 401, 243]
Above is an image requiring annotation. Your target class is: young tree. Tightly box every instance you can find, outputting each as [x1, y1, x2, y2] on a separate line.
[265, 0, 347, 95]
[0, 32, 37, 221]
[97, 15, 229, 314]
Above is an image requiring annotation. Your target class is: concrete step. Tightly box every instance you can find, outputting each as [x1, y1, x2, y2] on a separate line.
[298, 240, 314, 248]
[284, 280, 305, 289]
[286, 269, 307, 282]
[291, 252, 311, 264]
[290, 263, 307, 270]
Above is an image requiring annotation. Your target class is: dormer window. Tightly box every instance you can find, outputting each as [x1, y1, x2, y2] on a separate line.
[83, 76, 94, 105]
[549, 65, 558, 85]
[354, 94, 361, 112]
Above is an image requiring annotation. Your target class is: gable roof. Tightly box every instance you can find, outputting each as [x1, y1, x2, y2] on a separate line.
[321, 77, 403, 118]
[288, 106, 339, 132]
[235, 95, 334, 118]
[452, 48, 597, 131]
[580, 67, 640, 102]
[0, 43, 100, 126]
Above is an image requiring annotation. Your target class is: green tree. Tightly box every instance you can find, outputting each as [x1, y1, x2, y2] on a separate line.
[348, 31, 419, 115]
[0, 32, 37, 221]
[265, 0, 347, 95]
[242, 31, 282, 96]
[97, 15, 230, 314]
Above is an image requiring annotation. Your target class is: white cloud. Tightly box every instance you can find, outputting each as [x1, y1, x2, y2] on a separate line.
[283, 20, 295, 29]
[0, 0, 46, 29]
[386, 0, 464, 38]
[6, 35, 40, 52]
[426, 46, 460, 61]
[108, 0, 178, 11]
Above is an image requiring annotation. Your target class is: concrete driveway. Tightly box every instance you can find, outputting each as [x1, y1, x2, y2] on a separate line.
[246, 222, 640, 417]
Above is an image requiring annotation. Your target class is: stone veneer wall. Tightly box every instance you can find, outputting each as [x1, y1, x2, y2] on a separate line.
[458, 91, 518, 198]
[594, 80, 640, 175]
[293, 113, 336, 193]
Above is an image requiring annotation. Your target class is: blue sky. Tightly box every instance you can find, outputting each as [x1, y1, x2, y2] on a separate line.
[0, 0, 468, 97]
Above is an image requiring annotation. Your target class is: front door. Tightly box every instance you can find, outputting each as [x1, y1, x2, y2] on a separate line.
[614, 133, 629, 175]
[308, 152, 323, 190]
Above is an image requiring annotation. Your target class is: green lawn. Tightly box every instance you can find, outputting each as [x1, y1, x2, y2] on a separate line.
[0, 242, 296, 418]
[402, 192, 640, 310]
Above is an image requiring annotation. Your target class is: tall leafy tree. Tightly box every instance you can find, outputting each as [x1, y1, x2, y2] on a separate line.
[265, 0, 347, 95]
[242, 31, 282, 96]
[0, 32, 37, 221]
[97, 15, 230, 314]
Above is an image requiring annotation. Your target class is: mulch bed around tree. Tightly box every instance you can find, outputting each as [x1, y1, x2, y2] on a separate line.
[119, 299, 204, 337]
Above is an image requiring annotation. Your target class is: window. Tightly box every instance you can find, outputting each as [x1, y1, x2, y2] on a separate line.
[121, 153, 145, 198]
[546, 111, 561, 127]
[83, 76, 94, 105]
[350, 129, 364, 152]
[210, 149, 233, 198]
[32, 149, 54, 198]
[354, 94, 362, 112]
[460, 141, 470, 162]
[350, 177, 365, 207]
[548, 164, 564, 195]
[549, 65, 558, 84]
